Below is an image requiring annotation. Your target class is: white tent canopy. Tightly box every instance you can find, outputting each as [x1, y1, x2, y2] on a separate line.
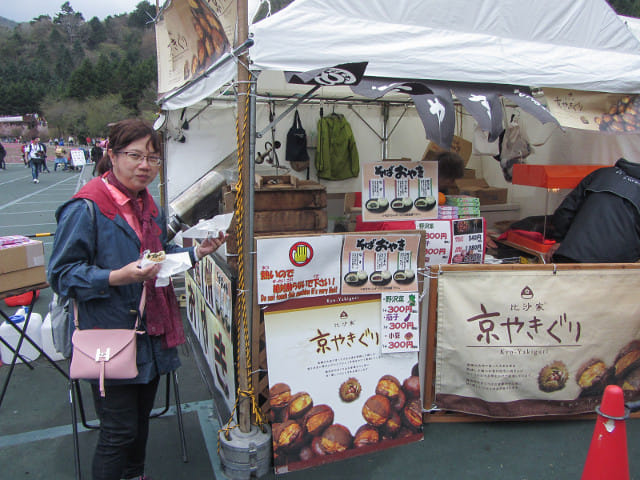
[250, 0, 640, 94]
[160, 0, 640, 110]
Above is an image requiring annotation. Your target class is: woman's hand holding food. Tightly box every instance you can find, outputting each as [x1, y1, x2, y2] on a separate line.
[109, 260, 162, 286]
[196, 231, 227, 259]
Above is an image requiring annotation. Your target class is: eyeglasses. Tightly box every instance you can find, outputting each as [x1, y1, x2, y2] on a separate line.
[117, 151, 162, 166]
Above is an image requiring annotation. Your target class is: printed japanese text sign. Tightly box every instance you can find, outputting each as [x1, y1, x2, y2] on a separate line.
[415, 220, 452, 265]
[381, 292, 420, 353]
[450, 218, 485, 264]
[264, 294, 422, 474]
[434, 267, 640, 418]
[341, 233, 421, 294]
[362, 161, 438, 222]
[257, 235, 343, 304]
[185, 270, 235, 418]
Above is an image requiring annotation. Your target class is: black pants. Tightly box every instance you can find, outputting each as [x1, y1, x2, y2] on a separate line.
[90, 376, 160, 480]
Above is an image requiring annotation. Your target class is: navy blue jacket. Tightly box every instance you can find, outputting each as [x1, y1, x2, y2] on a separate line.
[551, 158, 640, 263]
[48, 193, 196, 384]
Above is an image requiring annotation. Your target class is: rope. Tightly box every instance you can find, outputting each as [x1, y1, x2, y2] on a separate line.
[218, 71, 266, 451]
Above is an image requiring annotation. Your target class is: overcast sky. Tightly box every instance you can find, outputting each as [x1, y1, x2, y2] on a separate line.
[1, 1, 145, 23]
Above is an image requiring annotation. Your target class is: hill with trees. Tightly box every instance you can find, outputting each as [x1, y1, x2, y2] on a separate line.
[0, 1, 158, 141]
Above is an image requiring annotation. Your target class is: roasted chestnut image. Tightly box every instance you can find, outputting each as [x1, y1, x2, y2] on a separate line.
[621, 367, 640, 392]
[413, 195, 437, 212]
[344, 270, 368, 287]
[288, 392, 313, 419]
[369, 270, 392, 286]
[273, 420, 305, 453]
[402, 375, 421, 399]
[269, 382, 291, 409]
[393, 269, 416, 284]
[613, 340, 640, 379]
[402, 398, 423, 431]
[381, 410, 402, 438]
[575, 358, 610, 396]
[537, 361, 569, 392]
[390, 196, 413, 213]
[391, 389, 406, 411]
[362, 394, 391, 427]
[318, 424, 353, 454]
[353, 424, 380, 448]
[365, 197, 389, 213]
[302, 404, 334, 437]
[339, 377, 362, 402]
[375, 375, 402, 401]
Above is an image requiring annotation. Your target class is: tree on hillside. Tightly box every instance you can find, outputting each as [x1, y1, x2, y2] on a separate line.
[54, 2, 84, 43]
[128, 1, 157, 28]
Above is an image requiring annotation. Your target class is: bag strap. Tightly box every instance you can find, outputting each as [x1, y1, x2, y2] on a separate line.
[73, 285, 146, 330]
[293, 110, 302, 129]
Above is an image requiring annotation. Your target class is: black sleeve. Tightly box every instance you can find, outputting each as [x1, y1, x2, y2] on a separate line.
[550, 173, 593, 240]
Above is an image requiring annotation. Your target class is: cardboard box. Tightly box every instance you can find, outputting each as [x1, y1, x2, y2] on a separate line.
[421, 135, 472, 166]
[455, 179, 508, 205]
[0, 240, 44, 275]
[463, 168, 476, 179]
[0, 266, 47, 293]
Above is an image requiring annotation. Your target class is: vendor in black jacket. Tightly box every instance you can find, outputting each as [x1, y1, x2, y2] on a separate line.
[546, 158, 640, 263]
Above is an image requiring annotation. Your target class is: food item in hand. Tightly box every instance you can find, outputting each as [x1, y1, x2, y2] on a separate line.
[375, 375, 402, 401]
[273, 420, 305, 453]
[353, 424, 380, 448]
[318, 424, 353, 454]
[402, 398, 423, 431]
[402, 375, 421, 399]
[613, 340, 640, 379]
[145, 250, 166, 262]
[302, 405, 334, 437]
[537, 360, 569, 392]
[362, 394, 391, 427]
[339, 377, 362, 402]
[288, 392, 313, 419]
[575, 359, 610, 395]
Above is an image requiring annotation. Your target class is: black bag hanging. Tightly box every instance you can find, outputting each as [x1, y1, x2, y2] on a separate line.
[286, 110, 310, 172]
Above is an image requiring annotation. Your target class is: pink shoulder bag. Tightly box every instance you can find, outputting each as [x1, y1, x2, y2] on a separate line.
[69, 288, 146, 397]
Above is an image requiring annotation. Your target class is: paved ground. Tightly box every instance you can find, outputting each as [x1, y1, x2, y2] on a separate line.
[1, 162, 640, 479]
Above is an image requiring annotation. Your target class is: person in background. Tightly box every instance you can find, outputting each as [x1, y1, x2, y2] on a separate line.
[48, 118, 226, 480]
[0, 142, 6, 170]
[435, 151, 465, 194]
[38, 137, 51, 173]
[544, 158, 640, 263]
[91, 141, 104, 176]
[26, 137, 44, 183]
[54, 144, 68, 171]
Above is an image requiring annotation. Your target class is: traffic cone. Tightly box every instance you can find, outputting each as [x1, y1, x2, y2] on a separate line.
[581, 384, 629, 480]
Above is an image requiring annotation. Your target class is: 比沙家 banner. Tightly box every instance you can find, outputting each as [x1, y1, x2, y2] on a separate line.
[435, 267, 640, 417]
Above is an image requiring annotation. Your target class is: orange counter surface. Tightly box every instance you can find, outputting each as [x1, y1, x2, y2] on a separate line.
[512, 164, 607, 189]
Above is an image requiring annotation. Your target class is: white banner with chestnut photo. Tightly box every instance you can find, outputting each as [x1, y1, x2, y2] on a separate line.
[264, 294, 422, 474]
[435, 266, 640, 418]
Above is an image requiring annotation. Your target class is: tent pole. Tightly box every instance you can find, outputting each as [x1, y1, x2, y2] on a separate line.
[236, 0, 252, 435]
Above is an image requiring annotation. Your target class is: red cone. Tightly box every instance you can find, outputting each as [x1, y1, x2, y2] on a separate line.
[581, 385, 629, 480]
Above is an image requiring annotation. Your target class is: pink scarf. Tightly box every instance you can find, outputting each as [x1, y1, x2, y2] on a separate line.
[77, 173, 185, 348]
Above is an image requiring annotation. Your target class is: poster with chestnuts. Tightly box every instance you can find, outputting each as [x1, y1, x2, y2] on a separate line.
[264, 294, 423, 474]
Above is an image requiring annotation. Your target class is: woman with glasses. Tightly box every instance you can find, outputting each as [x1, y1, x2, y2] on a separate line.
[48, 118, 226, 480]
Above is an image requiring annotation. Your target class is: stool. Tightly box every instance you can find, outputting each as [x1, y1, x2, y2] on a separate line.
[69, 371, 188, 480]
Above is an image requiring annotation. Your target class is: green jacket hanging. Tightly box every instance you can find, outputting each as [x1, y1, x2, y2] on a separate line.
[316, 113, 359, 180]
